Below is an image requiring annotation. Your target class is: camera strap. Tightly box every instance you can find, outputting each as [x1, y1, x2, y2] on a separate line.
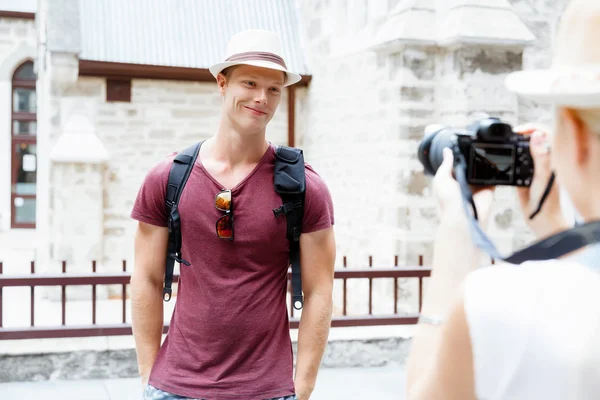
[528, 172, 556, 220]
[453, 151, 600, 264]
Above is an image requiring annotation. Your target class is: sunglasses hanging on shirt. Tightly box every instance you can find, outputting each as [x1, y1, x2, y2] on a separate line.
[215, 189, 234, 240]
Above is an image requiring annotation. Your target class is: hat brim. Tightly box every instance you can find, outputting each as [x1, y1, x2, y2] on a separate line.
[209, 60, 302, 87]
[505, 68, 600, 108]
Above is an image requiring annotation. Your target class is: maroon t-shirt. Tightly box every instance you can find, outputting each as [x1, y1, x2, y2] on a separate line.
[130, 143, 334, 399]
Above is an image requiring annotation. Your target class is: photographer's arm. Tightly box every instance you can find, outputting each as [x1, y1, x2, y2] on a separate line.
[405, 211, 479, 400]
[406, 149, 492, 399]
[130, 221, 169, 386]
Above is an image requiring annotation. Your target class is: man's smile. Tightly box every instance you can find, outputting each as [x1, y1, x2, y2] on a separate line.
[243, 106, 267, 116]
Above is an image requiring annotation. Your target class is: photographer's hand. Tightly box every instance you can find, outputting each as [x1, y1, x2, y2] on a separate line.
[433, 148, 495, 228]
[514, 125, 571, 239]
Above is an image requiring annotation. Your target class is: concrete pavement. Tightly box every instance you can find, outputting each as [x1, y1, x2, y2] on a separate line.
[0, 366, 406, 399]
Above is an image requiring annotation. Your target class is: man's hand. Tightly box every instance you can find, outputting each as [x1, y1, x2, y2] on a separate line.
[294, 386, 312, 400]
[514, 124, 571, 238]
[140, 376, 149, 397]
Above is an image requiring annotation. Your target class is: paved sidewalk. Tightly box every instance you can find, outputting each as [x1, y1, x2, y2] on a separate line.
[0, 366, 405, 399]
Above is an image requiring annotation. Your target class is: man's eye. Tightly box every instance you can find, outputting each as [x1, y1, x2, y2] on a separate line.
[270, 87, 281, 93]
[245, 81, 256, 86]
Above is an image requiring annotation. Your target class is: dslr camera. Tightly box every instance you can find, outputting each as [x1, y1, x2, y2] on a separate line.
[417, 117, 534, 187]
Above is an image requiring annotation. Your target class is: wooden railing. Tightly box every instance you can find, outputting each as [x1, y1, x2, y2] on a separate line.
[0, 256, 431, 340]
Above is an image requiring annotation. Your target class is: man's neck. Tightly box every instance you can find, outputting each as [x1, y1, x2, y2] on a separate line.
[209, 120, 269, 166]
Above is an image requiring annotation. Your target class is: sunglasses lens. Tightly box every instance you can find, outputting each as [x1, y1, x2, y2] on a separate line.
[216, 214, 233, 239]
[215, 190, 232, 211]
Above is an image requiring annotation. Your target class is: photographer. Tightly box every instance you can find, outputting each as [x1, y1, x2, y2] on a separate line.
[405, 0, 600, 399]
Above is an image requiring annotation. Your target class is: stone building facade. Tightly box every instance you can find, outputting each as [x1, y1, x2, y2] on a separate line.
[298, 0, 569, 267]
[1, 0, 571, 305]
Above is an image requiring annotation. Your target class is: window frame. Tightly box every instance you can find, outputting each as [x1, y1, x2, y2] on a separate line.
[10, 61, 37, 229]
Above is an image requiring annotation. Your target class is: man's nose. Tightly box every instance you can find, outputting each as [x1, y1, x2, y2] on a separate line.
[254, 89, 268, 104]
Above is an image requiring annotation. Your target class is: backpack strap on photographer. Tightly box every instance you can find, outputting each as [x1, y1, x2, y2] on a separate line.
[163, 141, 202, 301]
[272, 145, 306, 310]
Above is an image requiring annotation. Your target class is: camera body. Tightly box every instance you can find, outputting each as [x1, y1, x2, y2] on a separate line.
[418, 117, 534, 187]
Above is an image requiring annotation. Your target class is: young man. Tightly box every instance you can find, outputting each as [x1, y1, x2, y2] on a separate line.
[130, 30, 336, 400]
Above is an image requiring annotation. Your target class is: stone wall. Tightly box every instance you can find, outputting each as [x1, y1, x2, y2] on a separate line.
[510, 0, 569, 125]
[0, 17, 36, 65]
[297, 0, 571, 312]
[0, 337, 411, 382]
[0, 16, 37, 233]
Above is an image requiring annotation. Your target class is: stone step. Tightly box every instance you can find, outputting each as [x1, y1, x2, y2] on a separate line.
[0, 366, 406, 399]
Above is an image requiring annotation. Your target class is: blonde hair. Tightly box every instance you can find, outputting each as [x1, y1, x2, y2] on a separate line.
[573, 108, 600, 136]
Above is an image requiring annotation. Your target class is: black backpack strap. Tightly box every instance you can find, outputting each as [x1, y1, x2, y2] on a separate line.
[163, 141, 202, 301]
[272, 145, 306, 310]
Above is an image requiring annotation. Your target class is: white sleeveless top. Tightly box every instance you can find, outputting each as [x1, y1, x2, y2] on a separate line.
[463, 245, 600, 400]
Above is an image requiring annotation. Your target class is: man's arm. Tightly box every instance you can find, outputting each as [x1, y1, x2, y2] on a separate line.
[294, 227, 336, 400]
[130, 221, 169, 385]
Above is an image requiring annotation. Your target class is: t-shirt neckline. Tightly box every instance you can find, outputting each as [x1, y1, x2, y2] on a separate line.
[195, 141, 274, 192]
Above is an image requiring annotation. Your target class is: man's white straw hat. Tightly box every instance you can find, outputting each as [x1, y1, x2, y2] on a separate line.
[209, 29, 301, 87]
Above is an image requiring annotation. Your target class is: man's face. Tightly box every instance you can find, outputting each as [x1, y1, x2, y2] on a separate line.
[218, 65, 286, 134]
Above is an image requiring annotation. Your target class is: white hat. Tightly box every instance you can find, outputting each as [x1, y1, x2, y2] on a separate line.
[209, 29, 302, 87]
[505, 0, 600, 108]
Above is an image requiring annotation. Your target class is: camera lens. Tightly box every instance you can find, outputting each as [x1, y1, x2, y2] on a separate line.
[417, 127, 457, 175]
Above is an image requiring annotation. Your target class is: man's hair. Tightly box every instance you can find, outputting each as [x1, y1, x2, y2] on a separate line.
[220, 65, 240, 78]
[219, 65, 287, 84]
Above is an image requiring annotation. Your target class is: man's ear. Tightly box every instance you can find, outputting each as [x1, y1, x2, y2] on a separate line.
[562, 108, 590, 166]
[216, 73, 227, 94]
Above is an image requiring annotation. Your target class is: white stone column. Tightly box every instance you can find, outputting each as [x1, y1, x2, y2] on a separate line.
[48, 113, 110, 300]
[36, 49, 81, 280]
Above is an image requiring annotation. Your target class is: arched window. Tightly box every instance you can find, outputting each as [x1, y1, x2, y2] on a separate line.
[10, 61, 37, 228]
